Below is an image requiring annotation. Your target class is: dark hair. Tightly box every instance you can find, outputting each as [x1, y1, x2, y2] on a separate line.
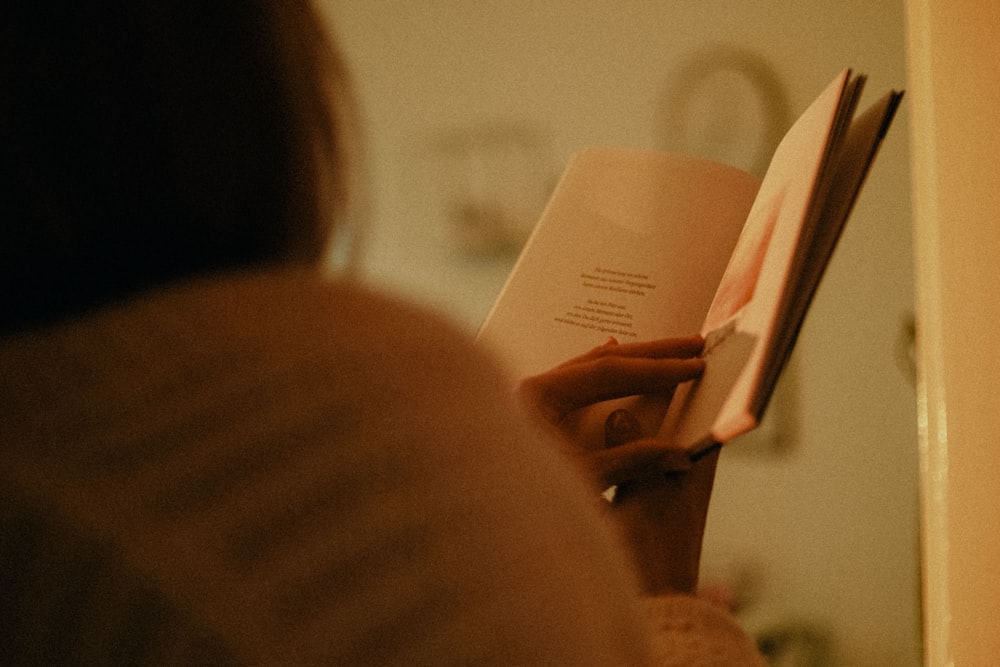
[0, 1, 354, 335]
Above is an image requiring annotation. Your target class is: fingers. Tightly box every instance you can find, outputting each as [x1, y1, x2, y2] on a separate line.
[556, 335, 704, 368]
[522, 354, 704, 424]
[584, 437, 693, 489]
[599, 409, 692, 489]
[518, 337, 708, 492]
[519, 336, 705, 426]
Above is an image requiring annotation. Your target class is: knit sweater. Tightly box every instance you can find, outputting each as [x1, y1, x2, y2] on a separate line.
[0, 269, 764, 665]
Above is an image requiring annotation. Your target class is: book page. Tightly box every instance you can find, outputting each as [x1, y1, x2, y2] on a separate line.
[759, 88, 904, 404]
[477, 148, 760, 448]
[667, 69, 855, 451]
[479, 148, 760, 378]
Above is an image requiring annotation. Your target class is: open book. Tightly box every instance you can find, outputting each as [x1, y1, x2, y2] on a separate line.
[476, 68, 903, 456]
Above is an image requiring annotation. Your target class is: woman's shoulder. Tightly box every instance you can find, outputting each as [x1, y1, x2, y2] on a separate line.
[101, 267, 505, 387]
[196, 268, 511, 396]
[199, 268, 492, 361]
[127, 268, 520, 451]
[0, 266, 661, 664]
[1, 266, 512, 476]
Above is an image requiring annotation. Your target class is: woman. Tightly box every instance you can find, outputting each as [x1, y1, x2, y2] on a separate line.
[0, 1, 763, 663]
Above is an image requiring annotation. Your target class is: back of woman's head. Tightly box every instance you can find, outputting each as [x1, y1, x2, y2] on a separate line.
[0, 1, 352, 335]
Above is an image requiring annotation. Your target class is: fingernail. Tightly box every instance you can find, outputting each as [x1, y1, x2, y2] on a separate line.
[605, 409, 642, 448]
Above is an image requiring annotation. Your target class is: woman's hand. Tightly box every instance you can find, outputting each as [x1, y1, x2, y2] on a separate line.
[517, 336, 705, 488]
[518, 336, 720, 595]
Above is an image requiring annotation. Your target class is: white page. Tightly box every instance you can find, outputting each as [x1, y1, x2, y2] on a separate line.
[667, 69, 854, 451]
[478, 148, 760, 448]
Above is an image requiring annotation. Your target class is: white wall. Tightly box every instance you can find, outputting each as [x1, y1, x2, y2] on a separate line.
[322, 2, 920, 664]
